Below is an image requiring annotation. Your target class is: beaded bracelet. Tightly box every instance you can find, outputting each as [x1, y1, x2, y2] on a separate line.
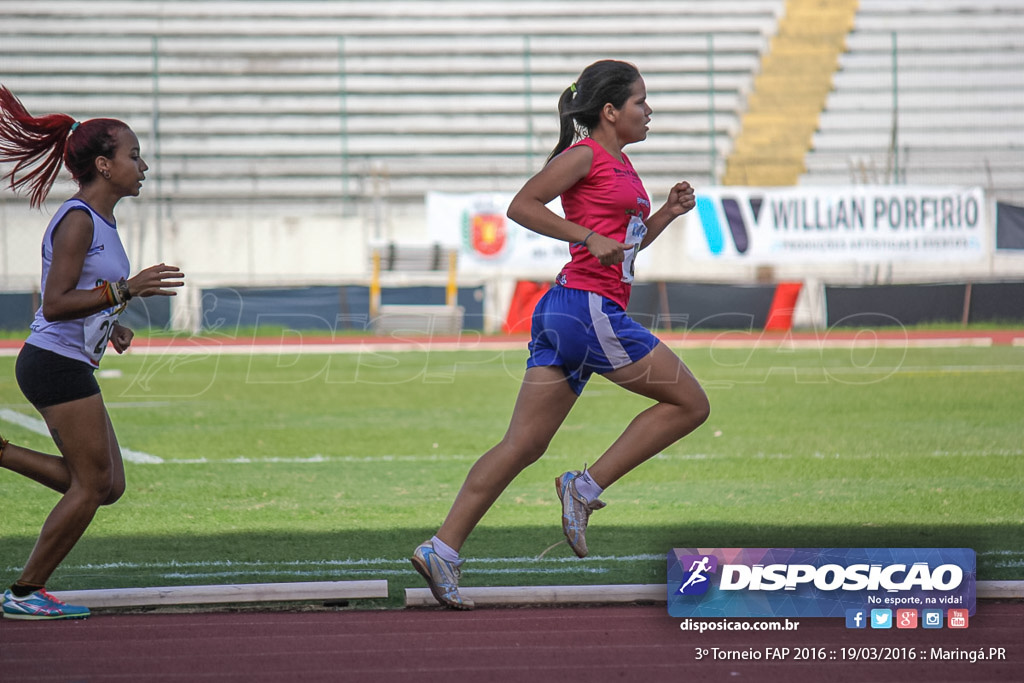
[96, 280, 117, 307]
[98, 279, 133, 307]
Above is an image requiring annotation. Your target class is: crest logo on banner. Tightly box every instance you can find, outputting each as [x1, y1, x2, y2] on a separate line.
[667, 548, 976, 618]
[462, 202, 509, 260]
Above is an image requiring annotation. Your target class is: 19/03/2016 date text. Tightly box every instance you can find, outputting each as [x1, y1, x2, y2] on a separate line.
[694, 647, 1008, 661]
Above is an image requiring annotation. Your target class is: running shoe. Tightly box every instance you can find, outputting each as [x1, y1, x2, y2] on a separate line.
[411, 540, 474, 610]
[2, 589, 90, 620]
[555, 470, 606, 558]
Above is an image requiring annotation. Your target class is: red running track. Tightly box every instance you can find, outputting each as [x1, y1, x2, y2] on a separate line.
[1, 602, 1021, 682]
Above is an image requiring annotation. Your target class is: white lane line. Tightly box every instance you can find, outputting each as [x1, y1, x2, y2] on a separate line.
[20, 554, 663, 574]
[0, 408, 163, 464]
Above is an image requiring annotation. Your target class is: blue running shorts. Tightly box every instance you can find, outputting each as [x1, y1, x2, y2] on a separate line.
[526, 285, 659, 395]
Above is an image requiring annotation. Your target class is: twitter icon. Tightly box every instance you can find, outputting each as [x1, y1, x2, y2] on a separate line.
[870, 609, 893, 629]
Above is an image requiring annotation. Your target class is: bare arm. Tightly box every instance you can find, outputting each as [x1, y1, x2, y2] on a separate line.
[507, 146, 631, 266]
[42, 209, 184, 323]
[41, 209, 110, 322]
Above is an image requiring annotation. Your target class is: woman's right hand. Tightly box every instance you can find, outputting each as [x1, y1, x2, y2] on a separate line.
[127, 263, 185, 298]
[586, 233, 630, 266]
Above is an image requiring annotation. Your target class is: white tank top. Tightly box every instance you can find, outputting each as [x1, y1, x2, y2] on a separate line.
[26, 199, 131, 367]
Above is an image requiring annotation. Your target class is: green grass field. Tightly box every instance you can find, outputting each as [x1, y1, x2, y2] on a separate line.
[1, 339, 1022, 607]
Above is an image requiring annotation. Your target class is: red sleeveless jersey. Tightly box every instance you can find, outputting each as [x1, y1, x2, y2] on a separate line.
[556, 137, 651, 309]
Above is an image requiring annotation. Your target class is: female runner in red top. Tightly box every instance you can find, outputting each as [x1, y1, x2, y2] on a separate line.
[412, 60, 709, 609]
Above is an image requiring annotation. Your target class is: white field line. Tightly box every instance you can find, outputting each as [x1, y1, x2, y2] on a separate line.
[168, 454, 481, 464]
[684, 337, 995, 349]
[773, 365, 1024, 375]
[10, 550, 1023, 583]
[125, 335, 1006, 354]
[113, 337, 993, 355]
[11, 554, 662, 573]
[0, 335, 1010, 359]
[0, 408, 163, 464]
[17, 551, 1023, 572]
[16, 550, 1020, 575]
[5, 554, 663, 581]
[154, 448, 1020, 465]
[155, 568, 613, 580]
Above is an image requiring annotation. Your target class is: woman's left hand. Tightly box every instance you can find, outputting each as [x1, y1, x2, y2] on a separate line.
[110, 322, 134, 354]
[665, 181, 696, 217]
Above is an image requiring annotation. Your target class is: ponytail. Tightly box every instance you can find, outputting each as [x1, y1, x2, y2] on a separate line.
[549, 86, 580, 162]
[0, 86, 75, 208]
[0, 86, 128, 208]
[546, 60, 641, 163]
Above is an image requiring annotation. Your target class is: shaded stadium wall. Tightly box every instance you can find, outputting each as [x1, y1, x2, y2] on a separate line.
[824, 282, 1024, 327]
[1, 282, 1022, 334]
[0, 293, 35, 331]
[0, 293, 171, 332]
[199, 285, 486, 334]
[627, 282, 778, 331]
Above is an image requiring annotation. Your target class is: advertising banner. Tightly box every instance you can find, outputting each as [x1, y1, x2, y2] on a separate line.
[688, 187, 986, 264]
[668, 548, 976, 620]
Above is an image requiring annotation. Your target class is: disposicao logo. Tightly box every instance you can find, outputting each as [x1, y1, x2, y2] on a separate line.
[667, 548, 976, 619]
[676, 555, 718, 596]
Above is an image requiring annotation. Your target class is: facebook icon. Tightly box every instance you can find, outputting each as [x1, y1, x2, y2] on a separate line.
[845, 609, 867, 629]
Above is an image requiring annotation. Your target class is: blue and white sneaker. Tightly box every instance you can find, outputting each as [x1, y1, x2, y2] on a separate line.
[555, 470, 606, 558]
[2, 589, 90, 620]
[411, 540, 474, 610]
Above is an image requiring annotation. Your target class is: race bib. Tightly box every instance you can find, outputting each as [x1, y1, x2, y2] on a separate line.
[82, 309, 120, 364]
[621, 214, 648, 283]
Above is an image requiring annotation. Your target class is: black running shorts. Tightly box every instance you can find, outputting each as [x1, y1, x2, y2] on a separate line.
[15, 343, 101, 410]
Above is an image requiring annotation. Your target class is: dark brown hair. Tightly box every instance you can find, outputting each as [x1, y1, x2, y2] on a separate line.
[547, 60, 642, 162]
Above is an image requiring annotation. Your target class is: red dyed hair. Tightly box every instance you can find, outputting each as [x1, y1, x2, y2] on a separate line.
[0, 86, 128, 208]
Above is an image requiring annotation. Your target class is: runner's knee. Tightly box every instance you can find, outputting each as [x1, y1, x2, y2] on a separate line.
[689, 390, 711, 426]
[670, 387, 710, 433]
[102, 478, 125, 505]
[69, 461, 119, 507]
[500, 433, 551, 466]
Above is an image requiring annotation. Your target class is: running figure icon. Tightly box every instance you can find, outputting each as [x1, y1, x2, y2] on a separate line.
[679, 556, 713, 593]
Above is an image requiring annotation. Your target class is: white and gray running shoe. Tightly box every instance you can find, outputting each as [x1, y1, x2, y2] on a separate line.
[411, 540, 475, 610]
[555, 470, 606, 558]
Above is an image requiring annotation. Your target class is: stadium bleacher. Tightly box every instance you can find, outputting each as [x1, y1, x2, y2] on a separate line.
[3, 1, 1022, 206]
[800, 0, 1024, 204]
[0, 0, 785, 208]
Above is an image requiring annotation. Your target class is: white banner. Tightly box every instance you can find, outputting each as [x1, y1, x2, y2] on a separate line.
[427, 191, 654, 276]
[426, 192, 568, 274]
[687, 186, 986, 264]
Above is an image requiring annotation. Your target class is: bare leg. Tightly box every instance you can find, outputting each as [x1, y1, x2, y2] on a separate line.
[586, 343, 709, 489]
[17, 395, 126, 586]
[0, 441, 71, 494]
[435, 366, 579, 551]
